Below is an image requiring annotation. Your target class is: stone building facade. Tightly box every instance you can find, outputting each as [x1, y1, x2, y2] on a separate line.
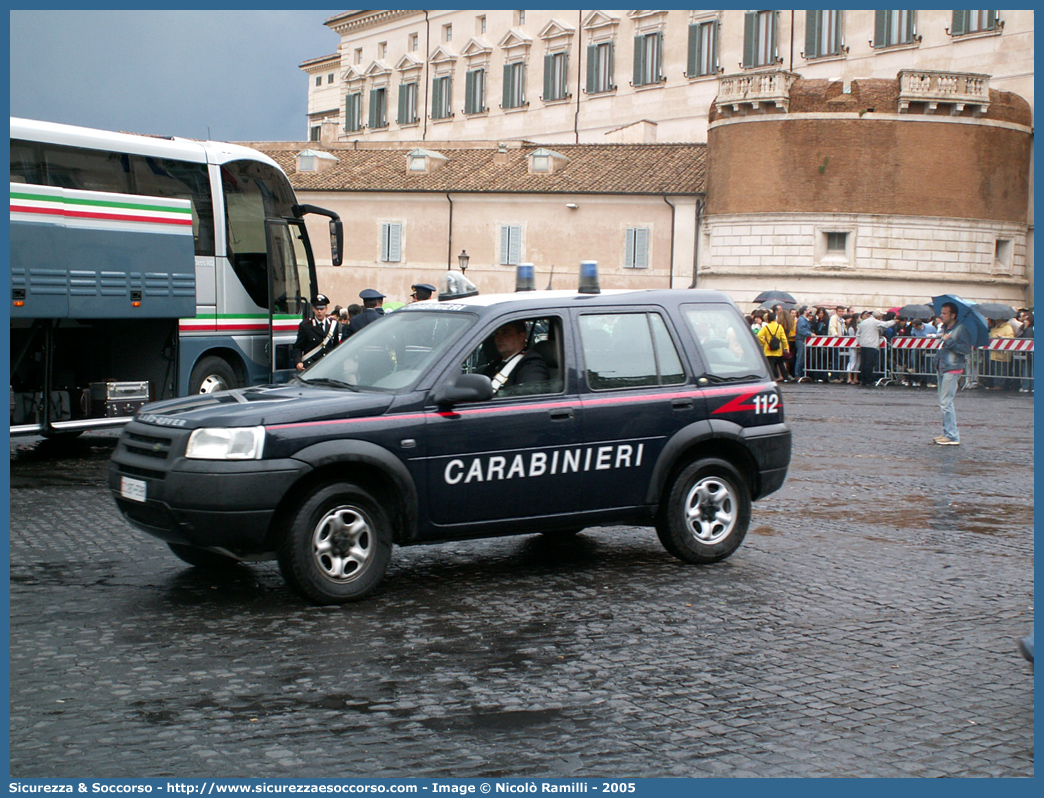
[296, 10, 1034, 307]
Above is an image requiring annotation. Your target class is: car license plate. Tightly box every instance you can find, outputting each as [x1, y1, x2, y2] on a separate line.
[120, 476, 147, 503]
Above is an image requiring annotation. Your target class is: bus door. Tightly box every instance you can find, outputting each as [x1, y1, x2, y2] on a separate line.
[264, 218, 312, 384]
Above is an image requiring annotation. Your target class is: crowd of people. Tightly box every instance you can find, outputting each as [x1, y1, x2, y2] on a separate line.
[290, 283, 437, 372]
[747, 302, 1034, 392]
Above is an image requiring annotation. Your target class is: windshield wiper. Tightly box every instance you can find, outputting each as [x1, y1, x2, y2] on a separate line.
[298, 376, 360, 391]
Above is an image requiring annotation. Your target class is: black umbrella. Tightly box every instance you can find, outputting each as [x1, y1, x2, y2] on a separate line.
[897, 303, 934, 320]
[758, 298, 797, 311]
[975, 302, 1017, 321]
[754, 290, 797, 304]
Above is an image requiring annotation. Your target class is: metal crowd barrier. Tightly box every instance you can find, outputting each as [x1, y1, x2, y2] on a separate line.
[804, 335, 1034, 392]
[804, 336, 886, 383]
[883, 337, 941, 387]
[970, 338, 1034, 391]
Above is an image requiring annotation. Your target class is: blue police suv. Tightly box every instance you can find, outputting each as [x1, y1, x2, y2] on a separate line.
[110, 288, 791, 604]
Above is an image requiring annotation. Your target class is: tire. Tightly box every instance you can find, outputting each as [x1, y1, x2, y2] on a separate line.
[656, 458, 751, 564]
[168, 543, 241, 570]
[277, 483, 392, 605]
[189, 356, 237, 395]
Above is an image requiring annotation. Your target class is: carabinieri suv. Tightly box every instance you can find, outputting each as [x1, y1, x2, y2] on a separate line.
[110, 288, 792, 604]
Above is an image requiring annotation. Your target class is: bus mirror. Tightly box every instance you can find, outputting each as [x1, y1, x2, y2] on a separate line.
[329, 219, 343, 267]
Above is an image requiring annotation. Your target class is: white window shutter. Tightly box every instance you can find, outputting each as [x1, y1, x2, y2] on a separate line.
[388, 223, 401, 262]
[509, 225, 522, 265]
[635, 228, 649, 268]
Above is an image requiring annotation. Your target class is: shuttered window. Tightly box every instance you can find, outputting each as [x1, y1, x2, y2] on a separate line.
[345, 93, 362, 132]
[951, 10, 998, 35]
[499, 225, 522, 266]
[632, 31, 663, 87]
[586, 41, 614, 94]
[464, 69, 486, 114]
[368, 87, 388, 129]
[624, 228, 650, 269]
[686, 20, 718, 77]
[381, 222, 402, 263]
[742, 11, 778, 67]
[873, 10, 916, 48]
[805, 10, 842, 58]
[542, 52, 569, 101]
[503, 62, 526, 109]
[432, 75, 452, 119]
[397, 82, 418, 126]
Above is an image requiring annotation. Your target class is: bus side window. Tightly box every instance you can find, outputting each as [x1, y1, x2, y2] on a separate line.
[40, 143, 131, 193]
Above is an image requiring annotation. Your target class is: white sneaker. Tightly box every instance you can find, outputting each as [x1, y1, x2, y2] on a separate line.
[933, 436, 960, 445]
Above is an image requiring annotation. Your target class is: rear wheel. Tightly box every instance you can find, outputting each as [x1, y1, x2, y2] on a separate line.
[168, 543, 241, 570]
[656, 458, 751, 564]
[189, 356, 237, 395]
[277, 483, 392, 605]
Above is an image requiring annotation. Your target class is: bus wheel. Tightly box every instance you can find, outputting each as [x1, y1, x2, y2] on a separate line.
[189, 356, 237, 394]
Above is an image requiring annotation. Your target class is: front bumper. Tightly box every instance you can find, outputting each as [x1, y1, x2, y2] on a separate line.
[109, 420, 308, 553]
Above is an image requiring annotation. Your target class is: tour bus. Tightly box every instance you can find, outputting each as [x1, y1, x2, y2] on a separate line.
[10, 116, 343, 436]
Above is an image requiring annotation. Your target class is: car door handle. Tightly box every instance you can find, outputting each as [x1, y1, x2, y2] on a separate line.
[671, 398, 693, 410]
[549, 408, 574, 421]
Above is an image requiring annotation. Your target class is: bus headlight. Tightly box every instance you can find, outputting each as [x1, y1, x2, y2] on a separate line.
[185, 426, 265, 460]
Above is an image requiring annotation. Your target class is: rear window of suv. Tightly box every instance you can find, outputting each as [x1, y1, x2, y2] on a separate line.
[681, 303, 769, 381]
[580, 311, 686, 390]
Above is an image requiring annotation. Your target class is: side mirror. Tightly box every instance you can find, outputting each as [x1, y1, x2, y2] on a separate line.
[433, 373, 494, 407]
[329, 219, 343, 267]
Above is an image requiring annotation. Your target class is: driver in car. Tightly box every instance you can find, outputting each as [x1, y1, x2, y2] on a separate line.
[481, 321, 550, 395]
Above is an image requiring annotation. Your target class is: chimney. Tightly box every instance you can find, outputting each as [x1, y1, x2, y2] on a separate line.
[493, 143, 509, 165]
[320, 118, 339, 146]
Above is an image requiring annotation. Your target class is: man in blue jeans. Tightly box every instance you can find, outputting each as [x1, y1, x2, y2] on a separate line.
[794, 305, 813, 382]
[934, 301, 973, 445]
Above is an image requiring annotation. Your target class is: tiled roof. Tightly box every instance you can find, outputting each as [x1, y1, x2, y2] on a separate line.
[250, 142, 707, 195]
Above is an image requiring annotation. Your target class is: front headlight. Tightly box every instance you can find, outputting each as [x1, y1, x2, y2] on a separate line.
[185, 426, 265, 460]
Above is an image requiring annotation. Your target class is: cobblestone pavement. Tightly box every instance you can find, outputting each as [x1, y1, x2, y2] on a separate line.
[9, 385, 1034, 778]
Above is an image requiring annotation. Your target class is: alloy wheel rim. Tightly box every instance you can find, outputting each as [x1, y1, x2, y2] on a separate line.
[683, 477, 736, 544]
[312, 505, 373, 582]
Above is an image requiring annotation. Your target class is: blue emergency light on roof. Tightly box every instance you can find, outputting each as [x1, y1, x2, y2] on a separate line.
[515, 263, 535, 292]
[578, 260, 600, 294]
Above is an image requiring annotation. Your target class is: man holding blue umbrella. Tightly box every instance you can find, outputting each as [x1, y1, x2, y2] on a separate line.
[931, 296, 986, 445]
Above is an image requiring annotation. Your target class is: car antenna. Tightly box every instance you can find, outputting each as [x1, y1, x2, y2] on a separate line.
[546, 265, 554, 290]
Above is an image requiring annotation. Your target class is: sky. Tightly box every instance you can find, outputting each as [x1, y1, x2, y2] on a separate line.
[10, 9, 345, 143]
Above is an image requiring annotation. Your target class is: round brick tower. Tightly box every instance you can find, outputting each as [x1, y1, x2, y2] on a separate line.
[700, 73, 1033, 309]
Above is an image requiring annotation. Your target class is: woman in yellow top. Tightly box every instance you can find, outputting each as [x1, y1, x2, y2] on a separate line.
[758, 311, 791, 382]
[986, 317, 1016, 390]
[773, 303, 797, 379]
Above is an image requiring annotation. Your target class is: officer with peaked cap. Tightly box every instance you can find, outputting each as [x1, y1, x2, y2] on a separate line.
[291, 293, 340, 371]
[410, 283, 437, 302]
[345, 288, 386, 336]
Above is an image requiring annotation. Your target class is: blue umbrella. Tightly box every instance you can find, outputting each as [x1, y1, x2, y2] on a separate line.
[932, 294, 989, 347]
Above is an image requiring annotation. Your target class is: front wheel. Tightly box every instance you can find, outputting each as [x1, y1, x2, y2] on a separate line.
[277, 483, 392, 605]
[656, 458, 751, 564]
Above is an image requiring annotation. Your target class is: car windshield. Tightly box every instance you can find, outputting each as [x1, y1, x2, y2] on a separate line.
[681, 303, 769, 381]
[300, 308, 474, 391]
